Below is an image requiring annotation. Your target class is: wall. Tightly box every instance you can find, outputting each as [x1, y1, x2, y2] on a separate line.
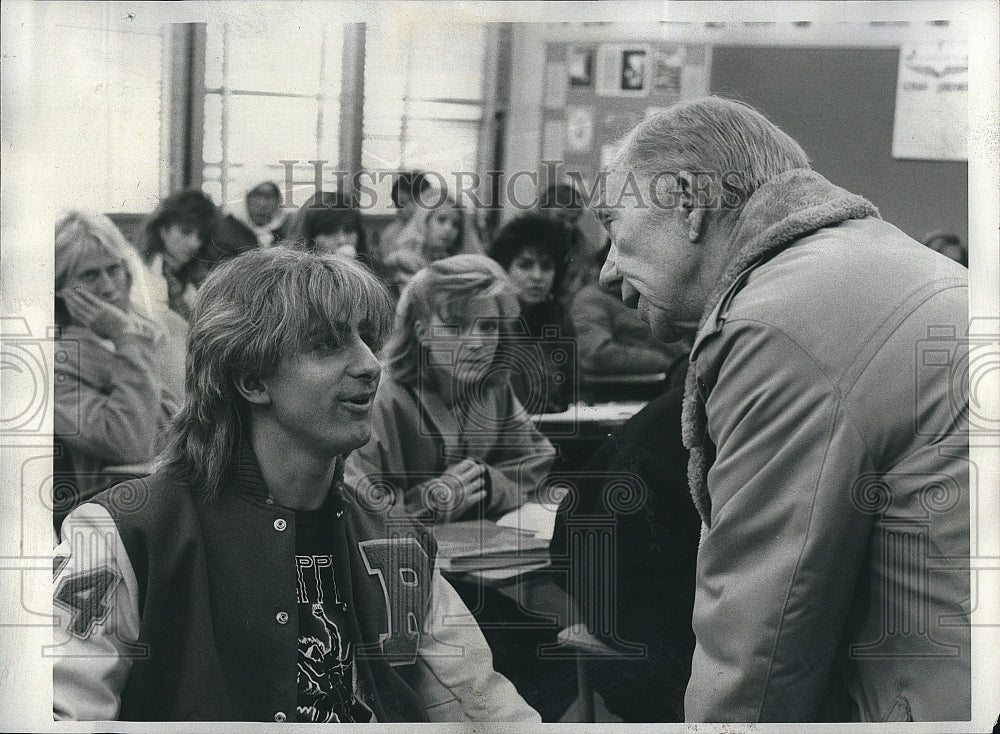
[503, 23, 968, 247]
[710, 46, 968, 243]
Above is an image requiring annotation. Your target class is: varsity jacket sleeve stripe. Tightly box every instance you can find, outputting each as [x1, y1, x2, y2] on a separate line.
[53, 503, 141, 721]
[412, 572, 541, 722]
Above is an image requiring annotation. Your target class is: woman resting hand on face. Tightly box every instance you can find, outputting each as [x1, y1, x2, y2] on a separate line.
[53, 211, 181, 529]
[285, 191, 382, 275]
[343, 254, 555, 523]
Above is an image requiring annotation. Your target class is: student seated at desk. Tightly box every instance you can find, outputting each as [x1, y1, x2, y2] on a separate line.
[53, 248, 539, 723]
[344, 254, 555, 522]
[141, 189, 257, 321]
[53, 211, 180, 531]
[571, 241, 688, 397]
[393, 194, 484, 265]
[285, 190, 380, 275]
[488, 213, 576, 413]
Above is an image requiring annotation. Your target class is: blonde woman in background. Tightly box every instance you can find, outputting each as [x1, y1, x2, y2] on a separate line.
[53, 211, 181, 529]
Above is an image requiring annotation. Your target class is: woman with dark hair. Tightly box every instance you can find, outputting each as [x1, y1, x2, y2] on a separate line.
[285, 191, 379, 273]
[377, 170, 432, 259]
[488, 213, 576, 413]
[141, 188, 257, 319]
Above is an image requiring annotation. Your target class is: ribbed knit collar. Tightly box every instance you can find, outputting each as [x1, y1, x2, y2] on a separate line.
[229, 439, 346, 507]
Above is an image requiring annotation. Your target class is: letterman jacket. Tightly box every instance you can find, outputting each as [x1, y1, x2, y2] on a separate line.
[52, 443, 539, 723]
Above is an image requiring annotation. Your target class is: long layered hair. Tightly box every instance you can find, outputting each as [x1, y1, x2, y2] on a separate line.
[395, 196, 484, 262]
[381, 254, 518, 388]
[55, 210, 149, 326]
[158, 247, 393, 500]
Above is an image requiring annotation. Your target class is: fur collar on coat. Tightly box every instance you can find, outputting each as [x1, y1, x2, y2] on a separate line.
[680, 168, 880, 526]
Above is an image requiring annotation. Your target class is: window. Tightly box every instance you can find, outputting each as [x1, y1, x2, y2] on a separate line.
[201, 22, 344, 210]
[362, 19, 491, 212]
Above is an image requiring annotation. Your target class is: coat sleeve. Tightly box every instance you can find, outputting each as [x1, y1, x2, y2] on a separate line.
[343, 386, 440, 516]
[571, 287, 670, 375]
[481, 388, 556, 517]
[685, 321, 873, 722]
[411, 571, 541, 722]
[344, 390, 402, 507]
[53, 503, 142, 721]
[54, 330, 170, 466]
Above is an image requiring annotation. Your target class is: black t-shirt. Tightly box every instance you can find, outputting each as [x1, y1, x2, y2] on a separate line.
[294, 506, 374, 723]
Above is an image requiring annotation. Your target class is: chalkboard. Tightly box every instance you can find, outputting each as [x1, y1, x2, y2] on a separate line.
[710, 46, 968, 245]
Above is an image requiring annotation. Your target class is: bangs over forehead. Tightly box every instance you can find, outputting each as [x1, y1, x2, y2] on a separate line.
[192, 248, 392, 378]
[55, 211, 133, 289]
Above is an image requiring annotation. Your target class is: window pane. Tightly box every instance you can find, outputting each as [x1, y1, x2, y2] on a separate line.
[227, 95, 321, 166]
[405, 120, 479, 171]
[205, 23, 223, 88]
[406, 101, 482, 122]
[406, 24, 485, 101]
[226, 26, 324, 95]
[363, 18, 486, 194]
[203, 93, 223, 164]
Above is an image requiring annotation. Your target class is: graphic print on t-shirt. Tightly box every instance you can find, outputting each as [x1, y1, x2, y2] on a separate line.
[295, 553, 369, 723]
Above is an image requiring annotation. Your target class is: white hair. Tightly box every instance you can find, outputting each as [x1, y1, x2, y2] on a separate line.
[616, 96, 811, 208]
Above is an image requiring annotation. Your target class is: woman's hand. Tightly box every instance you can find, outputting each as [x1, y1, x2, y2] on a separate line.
[433, 458, 487, 521]
[60, 287, 139, 343]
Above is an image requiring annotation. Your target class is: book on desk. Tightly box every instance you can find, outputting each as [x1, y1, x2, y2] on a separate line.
[431, 502, 560, 573]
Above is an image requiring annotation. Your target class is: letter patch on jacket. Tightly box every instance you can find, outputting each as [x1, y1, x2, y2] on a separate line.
[357, 538, 431, 665]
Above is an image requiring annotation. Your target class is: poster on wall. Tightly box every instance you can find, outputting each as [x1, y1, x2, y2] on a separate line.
[652, 45, 684, 98]
[892, 42, 968, 161]
[568, 45, 594, 87]
[596, 43, 652, 97]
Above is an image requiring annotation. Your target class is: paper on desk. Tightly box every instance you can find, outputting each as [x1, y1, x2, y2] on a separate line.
[496, 501, 561, 541]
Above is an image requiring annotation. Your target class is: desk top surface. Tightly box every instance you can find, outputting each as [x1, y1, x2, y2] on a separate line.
[530, 401, 647, 425]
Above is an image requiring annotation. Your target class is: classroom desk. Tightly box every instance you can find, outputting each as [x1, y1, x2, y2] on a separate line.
[531, 401, 647, 472]
[531, 401, 647, 427]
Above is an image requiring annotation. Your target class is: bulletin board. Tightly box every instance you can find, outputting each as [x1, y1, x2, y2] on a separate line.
[540, 42, 712, 190]
[709, 46, 968, 244]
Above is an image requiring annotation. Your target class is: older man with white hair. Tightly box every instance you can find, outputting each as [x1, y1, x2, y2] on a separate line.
[596, 96, 970, 722]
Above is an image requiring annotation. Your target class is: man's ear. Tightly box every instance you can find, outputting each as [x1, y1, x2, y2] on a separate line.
[234, 374, 271, 405]
[413, 318, 428, 341]
[677, 171, 708, 243]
